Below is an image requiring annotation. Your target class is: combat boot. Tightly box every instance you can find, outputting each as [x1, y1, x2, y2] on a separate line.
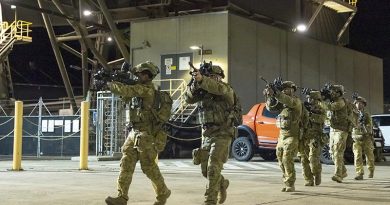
[368, 171, 374, 178]
[331, 175, 342, 183]
[285, 186, 295, 192]
[354, 174, 363, 180]
[105, 196, 127, 205]
[154, 189, 171, 205]
[314, 174, 321, 186]
[304, 180, 314, 186]
[218, 179, 229, 204]
[341, 172, 348, 179]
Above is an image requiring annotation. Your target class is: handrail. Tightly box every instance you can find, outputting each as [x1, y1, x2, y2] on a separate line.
[0, 20, 32, 45]
[348, 0, 357, 6]
[153, 79, 196, 122]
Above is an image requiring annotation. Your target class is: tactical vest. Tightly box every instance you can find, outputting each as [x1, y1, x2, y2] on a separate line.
[276, 97, 302, 134]
[198, 93, 231, 126]
[352, 110, 372, 136]
[307, 103, 326, 130]
[128, 85, 156, 130]
[329, 98, 349, 131]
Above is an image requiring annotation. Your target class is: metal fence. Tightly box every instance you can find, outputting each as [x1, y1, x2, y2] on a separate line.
[0, 98, 82, 157]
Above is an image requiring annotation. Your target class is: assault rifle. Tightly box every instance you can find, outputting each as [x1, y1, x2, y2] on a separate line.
[320, 82, 333, 101]
[358, 110, 368, 133]
[260, 76, 283, 94]
[92, 62, 138, 90]
[188, 61, 213, 86]
[352, 92, 359, 101]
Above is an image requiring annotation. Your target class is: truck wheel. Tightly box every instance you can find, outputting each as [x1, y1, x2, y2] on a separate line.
[232, 137, 254, 161]
[321, 144, 334, 165]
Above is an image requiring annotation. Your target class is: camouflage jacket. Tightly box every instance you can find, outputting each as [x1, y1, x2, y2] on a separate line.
[109, 81, 157, 132]
[322, 97, 349, 132]
[352, 109, 373, 137]
[273, 92, 302, 138]
[185, 76, 235, 136]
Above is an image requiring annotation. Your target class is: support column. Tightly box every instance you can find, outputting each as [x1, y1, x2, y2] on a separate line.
[12, 101, 23, 171]
[80, 101, 90, 170]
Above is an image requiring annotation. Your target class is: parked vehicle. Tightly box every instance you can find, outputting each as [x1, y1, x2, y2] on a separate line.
[231, 103, 385, 164]
[371, 114, 390, 152]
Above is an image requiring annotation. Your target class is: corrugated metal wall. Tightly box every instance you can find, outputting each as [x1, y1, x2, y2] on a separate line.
[228, 14, 383, 114]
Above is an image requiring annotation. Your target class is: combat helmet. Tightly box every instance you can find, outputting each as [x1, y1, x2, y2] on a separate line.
[209, 65, 225, 78]
[354, 96, 367, 106]
[331, 84, 344, 96]
[130, 61, 160, 78]
[282, 81, 297, 91]
[307, 90, 322, 100]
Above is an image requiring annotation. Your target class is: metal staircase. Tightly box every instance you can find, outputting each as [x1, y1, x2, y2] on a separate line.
[95, 79, 197, 156]
[0, 20, 32, 58]
[153, 79, 198, 123]
[0, 20, 32, 99]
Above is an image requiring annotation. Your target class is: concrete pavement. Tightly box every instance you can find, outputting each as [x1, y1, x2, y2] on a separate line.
[0, 158, 390, 205]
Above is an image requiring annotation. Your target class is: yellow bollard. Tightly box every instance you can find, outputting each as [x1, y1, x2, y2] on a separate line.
[12, 101, 23, 171]
[79, 101, 90, 170]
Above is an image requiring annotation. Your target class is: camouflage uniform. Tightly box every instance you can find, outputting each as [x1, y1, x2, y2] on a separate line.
[265, 81, 302, 192]
[300, 91, 326, 186]
[352, 96, 375, 180]
[322, 85, 349, 183]
[105, 62, 171, 205]
[185, 65, 235, 205]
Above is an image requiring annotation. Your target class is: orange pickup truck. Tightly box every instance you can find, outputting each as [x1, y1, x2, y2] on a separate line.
[231, 102, 385, 163]
[231, 103, 279, 161]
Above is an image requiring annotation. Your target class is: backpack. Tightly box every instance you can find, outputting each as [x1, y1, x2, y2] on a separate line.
[153, 89, 173, 124]
[230, 90, 243, 127]
[344, 98, 355, 132]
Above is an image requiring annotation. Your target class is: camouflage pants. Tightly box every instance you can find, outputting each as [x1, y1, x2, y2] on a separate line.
[329, 129, 348, 178]
[353, 137, 375, 175]
[300, 137, 322, 182]
[116, 131, 169, 201]
[200, 135, 231, 205]
[276, 137, 298, 188]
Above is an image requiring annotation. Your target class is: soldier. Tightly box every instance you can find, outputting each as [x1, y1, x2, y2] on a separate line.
[352, 96, 375, 180]
[264, 81, 302, 192]
[105, 62, 171, 205]
[185, 65, 234, 205]
[300, 91, 326, 186]
[322, 85, 349, 183]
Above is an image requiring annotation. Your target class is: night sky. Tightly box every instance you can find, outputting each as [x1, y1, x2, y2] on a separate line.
[349, 0, 390, 103]
[8, 0, 390, 103]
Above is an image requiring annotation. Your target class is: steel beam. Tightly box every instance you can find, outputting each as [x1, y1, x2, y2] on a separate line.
[52, 0, 110, 68]
[58, 43, 95, 65]
[306, 0, 325, 31]
[37, 0, 78, 112]
[96, 0, 130, 62]
[57, 33, 108, 42]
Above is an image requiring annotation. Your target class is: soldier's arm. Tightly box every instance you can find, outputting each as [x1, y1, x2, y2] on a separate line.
[366, 111, 373, 131]
[198, 77, 234, 105]
[184, 89, 201, 104]
[322, 98, 345, 111]
[109, 82, 153, 98]
[274, 92, 300, 108]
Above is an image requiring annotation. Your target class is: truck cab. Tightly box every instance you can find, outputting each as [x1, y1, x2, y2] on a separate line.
[232, 103, 279, 161]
